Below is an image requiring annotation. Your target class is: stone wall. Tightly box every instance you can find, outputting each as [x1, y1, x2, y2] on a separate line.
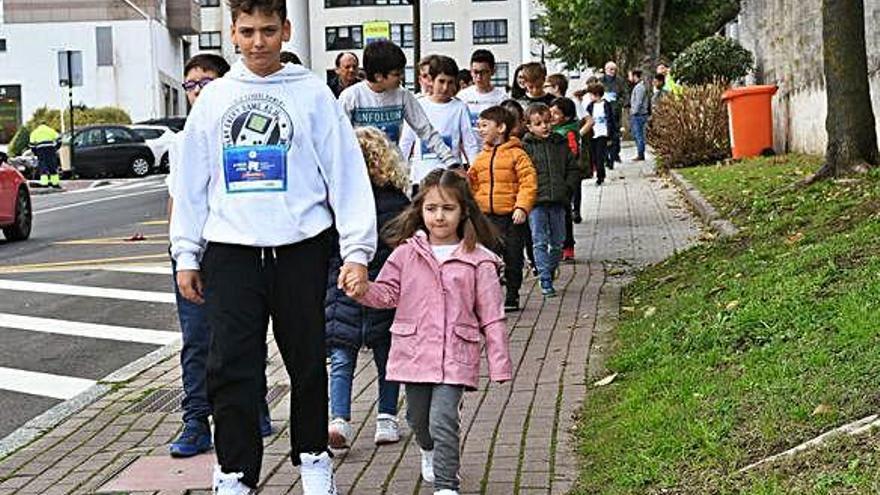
[729, 0, 880, 155]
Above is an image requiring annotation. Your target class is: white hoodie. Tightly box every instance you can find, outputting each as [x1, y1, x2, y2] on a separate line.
[169, 61, 377, 271]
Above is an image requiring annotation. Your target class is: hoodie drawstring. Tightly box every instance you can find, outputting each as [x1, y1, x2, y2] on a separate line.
[258, 247, 279, 268]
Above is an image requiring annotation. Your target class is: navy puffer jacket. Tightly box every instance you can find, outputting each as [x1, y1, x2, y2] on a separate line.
[325, 183, 410, 351]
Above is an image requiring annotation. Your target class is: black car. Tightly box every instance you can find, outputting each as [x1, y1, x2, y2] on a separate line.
[71, 125, 155, 178]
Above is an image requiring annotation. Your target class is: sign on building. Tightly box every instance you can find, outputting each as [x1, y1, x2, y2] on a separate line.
[363, 21, 391, 45]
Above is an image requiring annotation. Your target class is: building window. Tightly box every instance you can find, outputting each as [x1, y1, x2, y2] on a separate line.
[326, 26, 364, 50]
[404, 65, 415, 91]
[325, 0, 407, 7]
[492, 62, 509, 87]
[0, 40, 6, 52]
[431, 22, 454, 42]
[200, 0, 220, 6]
[473, 19, 507, 44]
[96, 27, 113, 66]
[391, 24, 413, 48]
[530, 18, 545, 38]
[199, 31, 222, 49]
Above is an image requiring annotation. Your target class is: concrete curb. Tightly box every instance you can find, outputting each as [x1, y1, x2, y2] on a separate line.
[0, 340, 182, 460]
[668, 169, 739, 238]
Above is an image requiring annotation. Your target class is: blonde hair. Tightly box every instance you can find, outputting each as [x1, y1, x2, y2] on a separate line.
[355, 126, 409, 192]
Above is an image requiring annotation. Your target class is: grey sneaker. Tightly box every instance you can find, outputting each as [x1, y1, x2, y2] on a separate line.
[328, 417, 352, 449]
[374, 413, 400, 445]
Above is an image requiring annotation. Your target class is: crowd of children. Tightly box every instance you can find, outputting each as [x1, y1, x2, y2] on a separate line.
[168, 1, 657, 494]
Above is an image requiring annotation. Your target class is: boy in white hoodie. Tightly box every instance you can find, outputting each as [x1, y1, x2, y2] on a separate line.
[169, 1, 376, 494]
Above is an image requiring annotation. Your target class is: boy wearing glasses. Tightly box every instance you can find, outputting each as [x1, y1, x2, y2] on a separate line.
[457, 49, 507, 147]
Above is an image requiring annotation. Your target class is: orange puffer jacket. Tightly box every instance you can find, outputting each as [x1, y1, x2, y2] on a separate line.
[467, 137, 537, 216]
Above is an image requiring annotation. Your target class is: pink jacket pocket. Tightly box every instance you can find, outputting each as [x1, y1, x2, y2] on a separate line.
[452, 323, 481, 366]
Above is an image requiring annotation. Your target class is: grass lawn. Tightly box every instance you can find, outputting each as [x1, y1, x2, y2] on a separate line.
[574, 155, 880, 494]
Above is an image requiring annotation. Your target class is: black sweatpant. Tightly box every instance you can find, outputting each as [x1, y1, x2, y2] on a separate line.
[590, 137, 609, 184]
[489, 214, 525, 301]
[202, 230, 332, 488]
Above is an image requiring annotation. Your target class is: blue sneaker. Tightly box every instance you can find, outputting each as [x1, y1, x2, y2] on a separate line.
[260, 412, 273, 438]
[169, 420, 212, 458]
[541, 281, 557, 298]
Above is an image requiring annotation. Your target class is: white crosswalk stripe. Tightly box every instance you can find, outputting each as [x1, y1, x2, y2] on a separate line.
[0, 313, 179, 345]
[100, 264, 173, 275]
[0, 367, 96, 400]
[0, 279, 175, 303]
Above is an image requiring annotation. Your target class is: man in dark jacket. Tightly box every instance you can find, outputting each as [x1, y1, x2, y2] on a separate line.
[328, 52, 361, 98]
[522, 103, 580, 298]
[599, 61, 627, 164]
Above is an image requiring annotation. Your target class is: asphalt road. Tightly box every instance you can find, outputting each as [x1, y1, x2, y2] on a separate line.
[0, 176, 178, 438]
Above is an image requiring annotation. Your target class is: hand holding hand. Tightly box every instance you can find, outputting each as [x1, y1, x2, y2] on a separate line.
[176, 270, 204, 304]
[338, 262, 368, 298]
[512, 209, 527, 225]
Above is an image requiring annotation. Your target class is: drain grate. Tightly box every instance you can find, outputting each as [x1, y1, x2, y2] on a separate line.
[125, 384, 291, 414]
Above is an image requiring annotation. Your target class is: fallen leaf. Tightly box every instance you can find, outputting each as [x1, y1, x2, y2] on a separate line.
[644, 306, 657, 317]
[785, 232, 804, 245]
[725, 300, 740, 310]
[593, 373, 618, 387]
[812, 404, 833, 416]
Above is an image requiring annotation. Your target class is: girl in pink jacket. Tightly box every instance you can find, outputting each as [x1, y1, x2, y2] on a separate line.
[343, 169, 513, 495]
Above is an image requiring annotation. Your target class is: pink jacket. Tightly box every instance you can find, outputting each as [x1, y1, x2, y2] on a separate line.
[356, 231, 513, 389]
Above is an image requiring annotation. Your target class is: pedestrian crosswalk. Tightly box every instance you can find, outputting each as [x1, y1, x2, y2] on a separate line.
[0, 262, 180, 438]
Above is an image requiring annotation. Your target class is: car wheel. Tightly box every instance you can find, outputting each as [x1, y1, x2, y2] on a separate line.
[3, 187, 32, 241]
[130, 155, 151, 177]
[160, 152, 169, 173]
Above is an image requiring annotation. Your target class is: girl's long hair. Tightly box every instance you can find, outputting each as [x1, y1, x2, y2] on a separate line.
[355, 126, 409, 191]
[383, 169, 500, 252]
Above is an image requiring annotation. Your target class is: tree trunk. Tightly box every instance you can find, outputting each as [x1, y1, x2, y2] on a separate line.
[814, 0, 879, 180]
[640, 0, 667, 76]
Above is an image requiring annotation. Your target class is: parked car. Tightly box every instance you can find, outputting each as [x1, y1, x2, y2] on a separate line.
[130, 125, 175, 172]
[7, 149, 38, 179]
[0, 151, 32, 241]
[136, 117, 186, 132]
[70, 125, 154, 178]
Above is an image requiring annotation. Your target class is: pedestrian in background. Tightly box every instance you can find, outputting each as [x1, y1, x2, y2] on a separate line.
[550, 97, 587, 263]
[326, 126, 410, 450]
[599, 61, 627, 164]
[629, 69, 649, 161]
[29, 124, 60, 188]
[582, 83, 616, 186]
[328, 52, 360, 98]
[345, 169, 513, 495]
[457, 49, 508, 147]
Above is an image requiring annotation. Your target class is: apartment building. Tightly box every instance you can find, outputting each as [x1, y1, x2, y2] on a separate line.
[0, 0, 200, 142]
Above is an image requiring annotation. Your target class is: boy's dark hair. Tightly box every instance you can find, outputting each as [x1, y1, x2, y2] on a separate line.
[280, 51, 301, 64]
[550, 97, 577, 120]
[184, 53, 231, 78]
[631, 69, 643, 79]
[457, 69, 473, 86]
[335, 51, 359, 67]
[586, 82, 605, 97]
[363, 40, 407, 82]
[479, 106, 516, 140]
[470, 49, 496, 70]
[227, 0, 286, 22]
[384, 169, 499, 251]
[654, 73, 666, 85]
[546, 73, 568, 95]
[500, 99, 524, 120]
[429, 55, 459, 79]
[525, 103, 550, 121]
[520, 62, 547, 83]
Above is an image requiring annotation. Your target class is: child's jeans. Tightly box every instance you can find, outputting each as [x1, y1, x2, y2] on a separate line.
[329, 342, 399, 420]
[406, 383, 465, 492]
[529, 204, 567, 285]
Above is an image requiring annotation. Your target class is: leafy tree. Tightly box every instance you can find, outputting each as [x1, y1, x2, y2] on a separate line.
[539, 0, 740, 71]
[672, 36, 754, 85]
[809, 0, 878, 181]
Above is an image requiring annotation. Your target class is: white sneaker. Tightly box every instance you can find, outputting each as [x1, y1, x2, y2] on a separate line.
[212, 465, 253, 495]
[300, 451, 338, 495]
[434, 490, 459, 495]
[328, 417, 352, 449]
[420, 448, 435, 483]
[374, 413, 400, 445]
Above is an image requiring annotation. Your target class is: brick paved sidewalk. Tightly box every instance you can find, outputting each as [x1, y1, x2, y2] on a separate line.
[0, 157, 701, 495]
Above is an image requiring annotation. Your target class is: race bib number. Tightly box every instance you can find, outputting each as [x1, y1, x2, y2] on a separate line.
[223, 145, 287, 193]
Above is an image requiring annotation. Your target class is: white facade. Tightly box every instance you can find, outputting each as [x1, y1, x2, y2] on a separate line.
[0, 19, 188, 128]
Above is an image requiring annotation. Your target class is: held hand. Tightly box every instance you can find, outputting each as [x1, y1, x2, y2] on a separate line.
[338, 262, 368, 297]
[176, 270, 204, 304]
[512, 209, 527, 225]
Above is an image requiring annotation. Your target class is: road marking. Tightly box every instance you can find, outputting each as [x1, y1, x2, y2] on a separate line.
[101, 264, 173, 275]
[35, 187, 166, 216]
[0, 313, 179, 345]
[0, 366, 95, 400]
[0, 279, 175, 303]
[139, 220, 169, 226]
[55, 239, 168, 246]
[0, 254, 170, 274]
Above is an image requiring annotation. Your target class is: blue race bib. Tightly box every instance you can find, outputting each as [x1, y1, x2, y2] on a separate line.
[223, 145, 287, 193]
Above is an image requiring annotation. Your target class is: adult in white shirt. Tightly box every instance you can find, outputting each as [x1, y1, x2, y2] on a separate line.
[456, 49, 508, 147]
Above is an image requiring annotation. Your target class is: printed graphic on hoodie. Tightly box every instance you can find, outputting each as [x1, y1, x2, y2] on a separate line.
[221, 93, 294, 193]
[352, 106, 404, 143]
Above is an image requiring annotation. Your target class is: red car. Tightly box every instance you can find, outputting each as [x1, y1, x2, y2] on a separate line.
[0, 151, 32, 241]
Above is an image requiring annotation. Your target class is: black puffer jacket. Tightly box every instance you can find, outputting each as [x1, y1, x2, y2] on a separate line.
[325, 183, 410, 351]
[522, 132, 581, 205]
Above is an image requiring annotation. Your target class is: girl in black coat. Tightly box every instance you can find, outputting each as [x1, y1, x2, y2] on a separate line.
[326, 126, 411, 449]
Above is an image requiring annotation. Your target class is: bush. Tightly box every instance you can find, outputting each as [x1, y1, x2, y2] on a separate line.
[24, 106, 132, 134]
[648, 83, 730, 169]
[672, 35, 754, 86]
[7, 125, 30, 157]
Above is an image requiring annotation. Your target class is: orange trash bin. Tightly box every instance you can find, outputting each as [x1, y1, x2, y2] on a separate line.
[721, 85, 778, 159]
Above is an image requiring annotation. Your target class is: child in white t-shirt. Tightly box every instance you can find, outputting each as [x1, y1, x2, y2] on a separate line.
[400, 56, 480, 191]
[456, 49, 508, 148]
[582, 82, 616, 186]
